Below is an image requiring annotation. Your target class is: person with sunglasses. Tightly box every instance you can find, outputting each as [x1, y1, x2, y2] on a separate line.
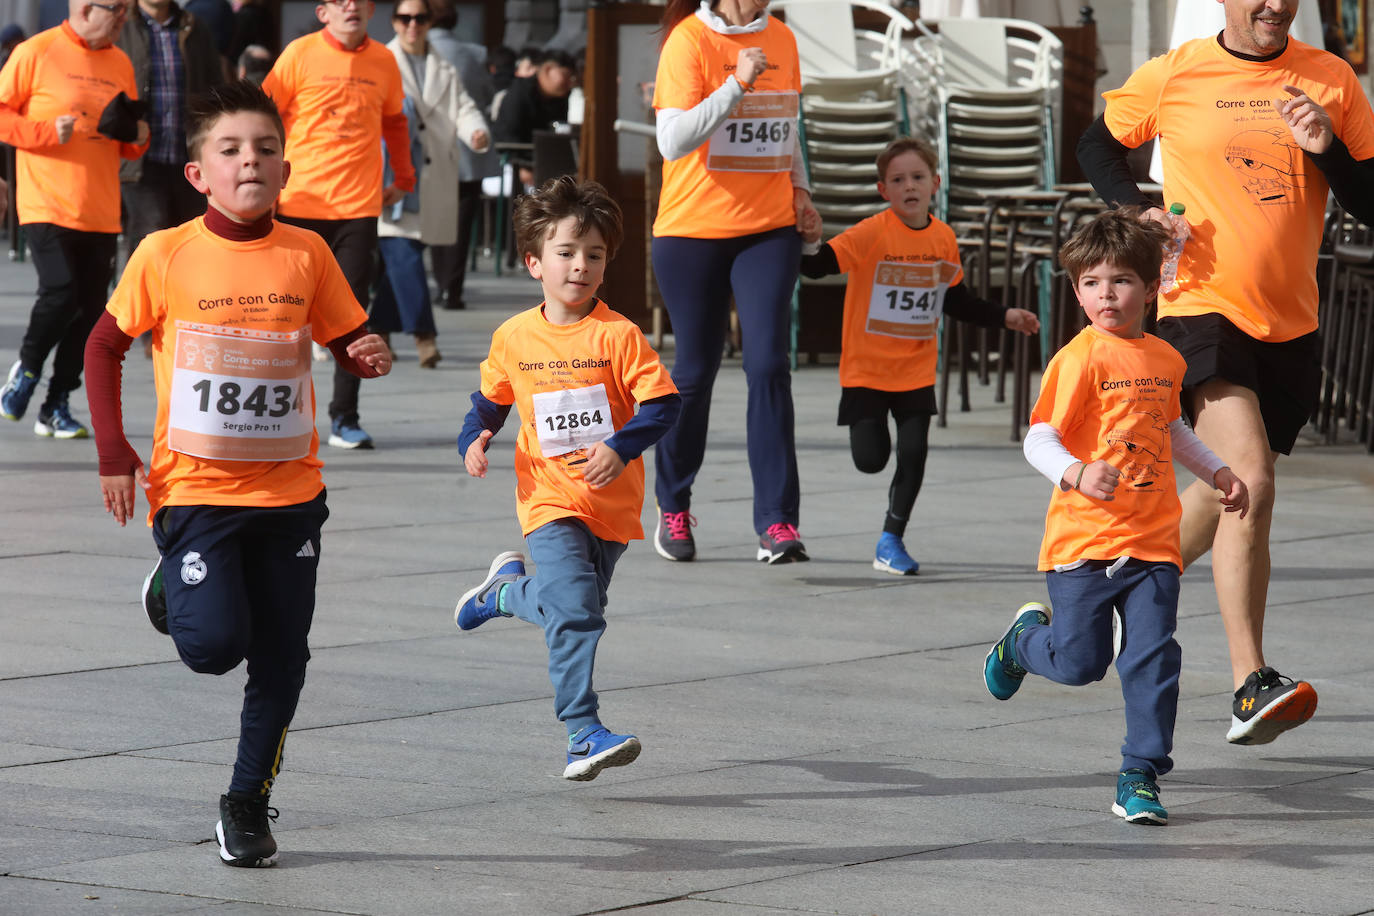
[0, 0, 149, 438]
[371, 0, 489, 368]
[261, 0, 415, 449]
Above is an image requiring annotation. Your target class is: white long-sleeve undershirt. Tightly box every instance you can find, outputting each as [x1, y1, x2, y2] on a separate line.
[1022, 420, 1225, 491]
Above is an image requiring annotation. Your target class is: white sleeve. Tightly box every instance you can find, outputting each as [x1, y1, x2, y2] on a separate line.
[655, 76, 746, 161]
[1023, 422, 1080, 490]
[790, 127, 810, 194]
[1169, 418, 1224, 484]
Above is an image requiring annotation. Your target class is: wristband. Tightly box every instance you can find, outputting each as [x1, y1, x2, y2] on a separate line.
[1074, 463, 1086, 490]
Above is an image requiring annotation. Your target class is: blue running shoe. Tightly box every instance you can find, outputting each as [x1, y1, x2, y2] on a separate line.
[34, 395, 88, 439]
[1113, 769, 1168, 825]
[1, 361, 40, 421]
[454, 551, 524, 630]
[563, 725, 641, 781]
[983, 601, 1051, 700]
[327, 418, 373, 449]
[873, 532, 919, 575]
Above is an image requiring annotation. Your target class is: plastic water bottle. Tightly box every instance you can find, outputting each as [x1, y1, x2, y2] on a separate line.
[1160, 202, 1189, 293]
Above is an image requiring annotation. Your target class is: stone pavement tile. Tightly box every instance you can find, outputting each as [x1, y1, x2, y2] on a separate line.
[0, 822, 177, 874]
[697, 855, 1322, 916]
[23, 840, 723, 916]
[0, 876, 246, 915]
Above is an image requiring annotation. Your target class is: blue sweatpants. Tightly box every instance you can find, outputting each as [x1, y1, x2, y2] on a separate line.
[1015, 559, 1182, 777]
[152, 491, 328, 797]
[371, 236, 438, 336]
[651, 227, 802, 534]
[501, 518, 628, 736]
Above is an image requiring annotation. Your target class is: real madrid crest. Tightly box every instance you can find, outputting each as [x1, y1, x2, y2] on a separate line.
[181, 550, 208, 585]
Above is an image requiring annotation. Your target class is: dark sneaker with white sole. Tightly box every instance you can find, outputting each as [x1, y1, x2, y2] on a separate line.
[1226, 666, 1317, 745]
[757, 523, 808, 564]
[654, 509, 696, 561]
[1112, 769, 1168, 825]
[216, 793, 279, 867]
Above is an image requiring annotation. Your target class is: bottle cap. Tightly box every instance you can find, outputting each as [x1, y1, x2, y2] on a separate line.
[1168, 202, 1186, 215]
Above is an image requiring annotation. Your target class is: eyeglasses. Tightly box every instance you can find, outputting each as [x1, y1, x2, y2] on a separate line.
[321, 0, 362, 8]
[88, 1, 128, 16]
[393, 12, 430, 24]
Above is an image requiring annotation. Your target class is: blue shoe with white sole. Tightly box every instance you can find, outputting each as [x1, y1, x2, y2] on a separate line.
[454, 551, 524, 630]
[563, 725, 641, 781]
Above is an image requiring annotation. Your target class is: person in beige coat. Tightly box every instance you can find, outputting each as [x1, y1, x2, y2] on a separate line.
[373, 0, 490, 367]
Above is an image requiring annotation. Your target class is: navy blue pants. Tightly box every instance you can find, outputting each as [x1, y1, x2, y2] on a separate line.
[153, 491, 329, 797]
[651, 227, 801, 534]
[1016, 559, 1181, 777]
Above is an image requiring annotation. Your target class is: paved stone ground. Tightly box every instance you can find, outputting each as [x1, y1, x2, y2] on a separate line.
[1, 254, 1372, 915]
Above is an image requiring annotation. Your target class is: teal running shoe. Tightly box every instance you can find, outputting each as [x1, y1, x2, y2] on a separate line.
[983, 601, 1050, 700]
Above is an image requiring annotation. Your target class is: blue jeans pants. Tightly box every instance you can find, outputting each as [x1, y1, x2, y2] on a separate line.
[153, 491, 329, 796]
[651, 227, 802, 534]
[501, 518, 628, 736]
[1016, 559, 1181, 777]
[372, 236, 437, 336]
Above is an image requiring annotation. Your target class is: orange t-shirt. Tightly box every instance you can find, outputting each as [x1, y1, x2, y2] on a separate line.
[0, 23, 140, 232]
[828, 209, 964, 391]
[263, 31, 408, 221]
[480, 300, 678, 543]
[652, 13, 801, 239]
[1104, 36, 1374, 342]
[1030, 326, 1187, 571]
[105, 218, 368, 524]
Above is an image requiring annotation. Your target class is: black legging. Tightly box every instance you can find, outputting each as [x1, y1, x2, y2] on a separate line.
[849, 413, 932, 537]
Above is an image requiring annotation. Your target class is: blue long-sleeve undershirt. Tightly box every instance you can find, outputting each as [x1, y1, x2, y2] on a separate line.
[457, 391, 682, 464]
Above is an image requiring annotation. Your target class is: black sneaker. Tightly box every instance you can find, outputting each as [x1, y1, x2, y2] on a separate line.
[141, 558, 168, 634]
[1226, 666, 1318, 745]
[653, 509, 696, 561]
[216, 793, 279, 867]
[756, 523, 808, 564]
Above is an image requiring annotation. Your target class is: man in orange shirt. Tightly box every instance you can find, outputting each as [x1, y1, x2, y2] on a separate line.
[1078, 0, 1374, 745]
[262, 0, 414, 449]
[986, 209, 1247, 826]
[0, 0, 148, 437]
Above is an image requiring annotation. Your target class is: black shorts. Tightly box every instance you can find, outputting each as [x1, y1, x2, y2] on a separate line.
[1154, 314, 1321, 455]
[837, 385, 937, 426]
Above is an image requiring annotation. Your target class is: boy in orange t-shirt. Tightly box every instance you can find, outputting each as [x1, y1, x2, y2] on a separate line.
[983, 209, 1247, 826]
[83, 81, 392, 868]
[800, 138, 1038, 575]
[455, 177, 680, 782]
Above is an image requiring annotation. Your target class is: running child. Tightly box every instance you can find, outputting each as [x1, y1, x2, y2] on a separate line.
[800, 137, 1039, 574]
[455, 176, 680, 781]
[83, 80, 392, 867]
[982, 208, 1248, 825]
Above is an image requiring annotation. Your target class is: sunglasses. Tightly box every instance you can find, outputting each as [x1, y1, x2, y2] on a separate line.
[393, 12, 430, 24]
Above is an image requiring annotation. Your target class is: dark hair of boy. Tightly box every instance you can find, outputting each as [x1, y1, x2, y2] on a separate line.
[876, 136, 938, 182]
[514, 176, 625, 261]
[539, 48, 577, 71]
[185, 79, 286, 162]
[1058, 207, 1171, 288]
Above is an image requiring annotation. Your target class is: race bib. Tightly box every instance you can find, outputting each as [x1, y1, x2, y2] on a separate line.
[866, 261, 960, 340]
[167, 322, 314, 461]
[531, 383, 615, 458]
[707, 91, 798, 172]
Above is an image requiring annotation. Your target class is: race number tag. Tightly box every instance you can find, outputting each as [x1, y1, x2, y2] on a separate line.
[866, 261, 960, 339]
[167, 322, 314, 461]
[707, 91, 799, 172]
[531, 383, 615, 458]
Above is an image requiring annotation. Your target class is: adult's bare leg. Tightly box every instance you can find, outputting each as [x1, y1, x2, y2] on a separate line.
[1186, 380, 1277, 689]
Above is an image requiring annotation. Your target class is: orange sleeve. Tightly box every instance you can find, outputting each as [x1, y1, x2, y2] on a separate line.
[653, 21, 707, 111]
[105, 235, 163, 338]
[828, 215, 882, 275]
[381, 110, 415, 193]
[1335, 61, 1374, 160]
[0, 43, 58, 149]
[1030, 344, 1085, 436]
[307, 235, 369, 343]
[478, 323, 515, 406]
[619, 323, 677, 404]
[1102, 50, 1169, 149]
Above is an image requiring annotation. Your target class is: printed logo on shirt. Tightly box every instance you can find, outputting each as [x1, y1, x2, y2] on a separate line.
[1105, 408, 1170, 490]
[1225, 127, 1306, 205]
[181, 551, 208, 586]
